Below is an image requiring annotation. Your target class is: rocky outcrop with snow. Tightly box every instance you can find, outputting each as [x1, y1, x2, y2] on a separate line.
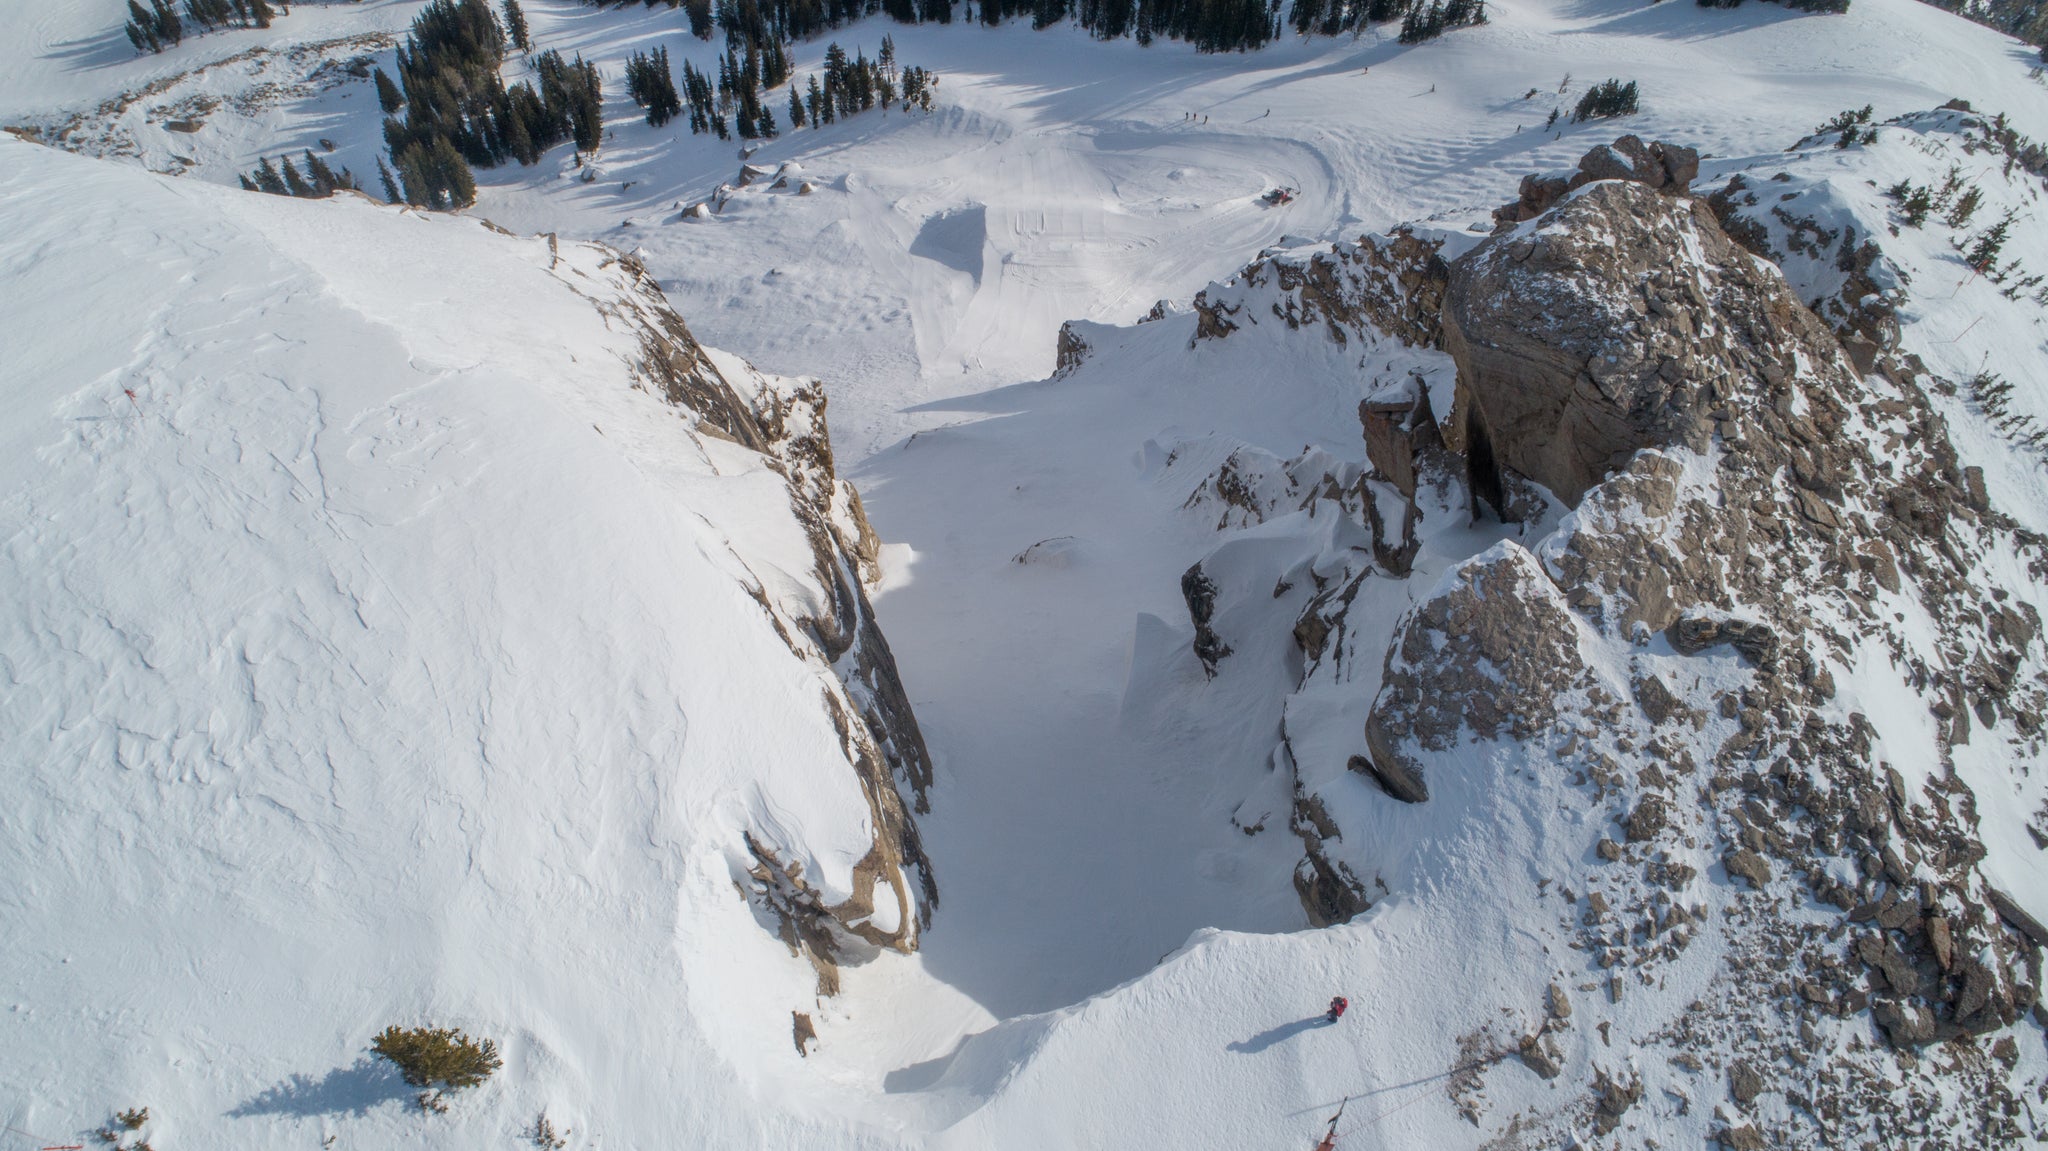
[1165, 124, 2048, 1146]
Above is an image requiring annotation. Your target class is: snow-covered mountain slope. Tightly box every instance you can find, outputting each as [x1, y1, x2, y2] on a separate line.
[0, 134, 934, 1149]
[9, 0, 2048, 1148]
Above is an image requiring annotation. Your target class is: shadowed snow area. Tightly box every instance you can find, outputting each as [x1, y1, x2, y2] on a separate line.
[3, 0, 2048, 1147]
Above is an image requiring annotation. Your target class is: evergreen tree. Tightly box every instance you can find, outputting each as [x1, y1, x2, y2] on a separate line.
[502, 0, 530, 51]
[377, 155, 403, 203]
[394, 136, 477, 208]
[183, 0, 229, 30]
[281, 155, 316, 197]
[1571, 78, 1639, 122]
[788, 82, 805, 128]
[686, 0, 714, 38]
[250, 0, 274, 27]
[153, 0, 184, 44]
[125, 1, 160, 52]
[238, 174, 259, 191]
[374, 68, 403, 114]
[304, 149, 343, 194]
[254, 155, 288, 195]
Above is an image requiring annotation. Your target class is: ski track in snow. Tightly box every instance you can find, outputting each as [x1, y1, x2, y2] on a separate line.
[3, 0, 2048, 1146]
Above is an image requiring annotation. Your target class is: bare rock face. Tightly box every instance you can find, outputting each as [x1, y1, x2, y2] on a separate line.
[1443, 179, 1856, 509]
[617, 253, 937, 977]
[1359, 543, 1589, 802]
[1493, 134, 1700, 228]
[1192, 227, 1449, 350]
[1054, 319, 1091, 377]
[1181, 561, 1233, 676]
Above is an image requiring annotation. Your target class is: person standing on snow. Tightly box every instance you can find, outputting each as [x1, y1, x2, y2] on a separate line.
[1327, 996, 1348, 1023]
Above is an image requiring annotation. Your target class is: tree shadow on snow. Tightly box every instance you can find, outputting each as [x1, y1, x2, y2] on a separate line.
[1557, 0, 1811, 42]
[41, 28, 145, 73]
[1227, 1015, 1328, 1054]
[227, 1058, 412, 1118]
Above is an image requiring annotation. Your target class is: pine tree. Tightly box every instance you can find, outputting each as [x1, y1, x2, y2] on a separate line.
[374, 68, 403, 114]
[281, 155, 316, 197]
[250, 0, 274, 27]
[151, 0, 183, 45]
[238, 174, 259, 191]
[501, 0, 529, 51]
[809, 74, 827, 126]
[377, 155, 403, 203]
[756, 105, 777, 138]
[787, 81, 805, 128]
[304, 149, 342, 194]
[431, 136, 477, 207]
[126, 0, 161, 52]
[254, 155, 288, 195]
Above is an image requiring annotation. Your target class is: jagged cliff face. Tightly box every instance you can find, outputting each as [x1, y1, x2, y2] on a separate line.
[1149, 124, 2048, 1144]
[605, 248, 937, 978]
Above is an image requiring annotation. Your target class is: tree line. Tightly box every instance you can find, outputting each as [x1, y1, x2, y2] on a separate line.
[240, 149, 359, 197]
[125, 0, 281, 53]
[371, 0, 603, 208]
[636, 33, 933, 140]
[611, 0, 1506, 56]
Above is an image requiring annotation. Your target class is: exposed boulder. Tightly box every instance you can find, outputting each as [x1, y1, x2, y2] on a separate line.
[1724, 848, 1772, 889]
[1518, 1032, 1564, 1079]
[1054, 320, 1091, 378]
[1491, 135, 1700, 227]
[1445, 178, 1856, 508]
[1591, 1067, 1643, 1133]
[1182, 562, 1233, 676]
[1192, 227, 1449, 349]
[1873, 998, 1939, 1047]
[1729, 1061, 1764, 1105]
[1360, 543, 1588, 803]
[1717, 1124, 1768, 1151]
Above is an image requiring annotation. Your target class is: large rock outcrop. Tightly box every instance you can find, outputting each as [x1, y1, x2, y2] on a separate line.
[1490, 134, 1699, 228]
[1443, 179, 1857, 509]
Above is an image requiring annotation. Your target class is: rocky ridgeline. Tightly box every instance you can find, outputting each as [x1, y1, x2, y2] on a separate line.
[603, 248, 937, 991]
[1162, 131, 2048, 1144]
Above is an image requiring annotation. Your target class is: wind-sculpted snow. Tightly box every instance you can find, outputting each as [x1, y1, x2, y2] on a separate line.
[0, 135, 931, 1148]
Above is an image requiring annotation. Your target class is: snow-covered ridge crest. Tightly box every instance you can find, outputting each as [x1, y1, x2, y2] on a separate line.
[1702, 103, 2048, 531]
[0, 133, 934, 1144]
[579, 236, 940, 974]
[1187, 226, 1459, 354]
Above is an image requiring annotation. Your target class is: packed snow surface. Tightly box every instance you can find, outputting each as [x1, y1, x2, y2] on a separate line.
[4, 0, 2048, 1147]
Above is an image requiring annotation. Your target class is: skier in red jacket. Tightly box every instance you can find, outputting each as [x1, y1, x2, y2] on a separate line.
[1326, 996, 1348, 1023]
